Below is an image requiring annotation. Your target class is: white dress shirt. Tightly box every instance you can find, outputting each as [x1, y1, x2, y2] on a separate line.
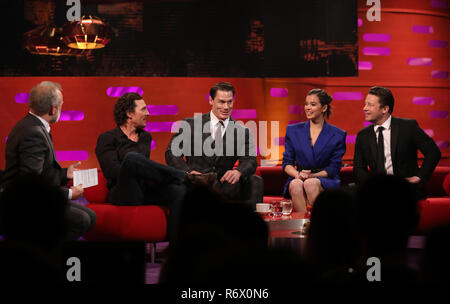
[210, 111, 229, 140]
[374, 115, 393, 175]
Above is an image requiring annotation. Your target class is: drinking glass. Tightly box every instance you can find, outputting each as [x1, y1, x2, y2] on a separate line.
[271, 201, 283, 217]
[280, 200, 293, 215]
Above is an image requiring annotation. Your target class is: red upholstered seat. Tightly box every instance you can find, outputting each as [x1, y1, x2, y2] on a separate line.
[83, 170, 168, 241]
[258, 166, 450, 234]
[417, 197, 450, 233]
[84, 204, 167, 241]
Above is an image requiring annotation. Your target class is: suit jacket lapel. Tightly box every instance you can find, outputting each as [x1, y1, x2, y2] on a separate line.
[313, 121, 334, 159]
[302, 121, 315, 167]
[390, 116, 399, 171]
[27, 113, 59, 165]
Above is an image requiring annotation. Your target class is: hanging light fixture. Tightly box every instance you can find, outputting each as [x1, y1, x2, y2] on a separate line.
[23, 25, 88, 56]
[62, 15, 111, 50]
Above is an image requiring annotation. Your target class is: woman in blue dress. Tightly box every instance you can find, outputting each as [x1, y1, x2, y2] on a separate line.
[282, 89, 347, 212]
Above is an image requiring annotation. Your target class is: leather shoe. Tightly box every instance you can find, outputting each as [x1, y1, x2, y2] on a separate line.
[195, 172, 217, 185]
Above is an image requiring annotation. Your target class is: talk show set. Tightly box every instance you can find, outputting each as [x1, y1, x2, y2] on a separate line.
[0, 0, 449, 290]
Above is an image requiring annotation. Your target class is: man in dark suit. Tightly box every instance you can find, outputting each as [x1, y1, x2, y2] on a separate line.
[353, 86, 441, 198]
[165, 82, 263, 208]
[1, 81, 96, 241]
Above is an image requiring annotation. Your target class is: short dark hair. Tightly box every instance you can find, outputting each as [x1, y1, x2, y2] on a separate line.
[114, 92, 143, 126]
[209, 82, 235, 100]
[307, 88, 332, 119]
[368, 86, 394, 114]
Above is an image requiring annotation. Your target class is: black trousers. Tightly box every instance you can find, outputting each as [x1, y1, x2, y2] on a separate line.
[66, 202, 97, 241]
[212, 175, 263, 209]
[109, 152, 188, 242]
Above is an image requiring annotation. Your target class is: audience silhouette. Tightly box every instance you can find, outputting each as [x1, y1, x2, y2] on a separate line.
[0, 173, 69, 281]
[159, 185, 309, 285]
[306, 188, 360, 283]
[422, 225, 450, 284]
[355, 174, 420, 283]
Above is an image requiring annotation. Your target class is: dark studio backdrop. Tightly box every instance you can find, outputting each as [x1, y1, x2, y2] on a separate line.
[0, 0, 358, 77]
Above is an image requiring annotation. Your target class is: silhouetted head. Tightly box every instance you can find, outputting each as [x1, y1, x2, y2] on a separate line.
[356, 174, 419, 256]
[423, 225, 450, 283]
[307, 188, 359, 273]
[0, 173, 68, 250]
[160, 185, 271, 284]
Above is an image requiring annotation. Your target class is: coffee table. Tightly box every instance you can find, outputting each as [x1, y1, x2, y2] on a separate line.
[260, 212, 309, 254]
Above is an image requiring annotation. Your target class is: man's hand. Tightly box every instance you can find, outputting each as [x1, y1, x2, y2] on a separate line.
[406, 176, 421, 184]
[71, 184, 84, 200]
[220, 169, 242, 184]
[189, 170, 202, 175]
[67, 161, 81, 179]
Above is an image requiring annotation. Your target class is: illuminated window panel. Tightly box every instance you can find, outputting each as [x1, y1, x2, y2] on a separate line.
[346, 135, 356, 144]
[147, 105, 179, 116]
[407, 58, 433, 66]
[107, 86, 144, 97]
[436, 141, 449, 149]
[362, 34, 390, 42]
[59, 111, 84, 121]
[430, 0, 448, 9]
[231, 109, 257, 119]
[413, 97, 435, 105]
[429, 40, 448, 48]
[14, 93, 29, 103]
[424, 129, 435, 137]
[270, 88, 288, 98]
[362, 47, 391, 56]
[56, 150, 89, 161]
[431, 70, 449, 79]
[332, 92, 363, 100]
[412, 25, 434, 34]
[358, 61, 373, 70]
[288, 105, 302, 115]
[430, 111, 448, 119]
[145, 121, 178, 132]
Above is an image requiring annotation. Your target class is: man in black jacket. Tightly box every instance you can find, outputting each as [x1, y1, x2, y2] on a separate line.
[165, 82, 263, 207]
[353, 86, 441, 198]
[95, 92, 189, 242]
[1, 81, 96, 240]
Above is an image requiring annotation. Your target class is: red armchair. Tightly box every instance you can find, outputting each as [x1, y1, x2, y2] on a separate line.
[83, 170, 168, 263]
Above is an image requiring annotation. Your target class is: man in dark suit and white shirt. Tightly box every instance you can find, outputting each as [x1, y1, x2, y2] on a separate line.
[1, 81, 96, 240]
[353, 86, 441, 198]
[165, 81, 263, 207]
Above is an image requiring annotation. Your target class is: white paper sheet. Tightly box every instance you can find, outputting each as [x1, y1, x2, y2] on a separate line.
[73, 168, 98, 189]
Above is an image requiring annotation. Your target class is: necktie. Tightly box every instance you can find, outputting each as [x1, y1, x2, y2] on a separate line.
[214, 121, 224, 153]
[48, 131, 53, 142]
[376, 126, 386, 174]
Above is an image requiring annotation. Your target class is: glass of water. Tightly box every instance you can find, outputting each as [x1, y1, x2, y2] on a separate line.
[280, 200, 293, 215]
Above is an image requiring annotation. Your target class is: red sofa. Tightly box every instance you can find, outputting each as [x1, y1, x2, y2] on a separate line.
[82, 170, 168, 263]
[83, 166, 450, 248]
[257, 165, 450, 234]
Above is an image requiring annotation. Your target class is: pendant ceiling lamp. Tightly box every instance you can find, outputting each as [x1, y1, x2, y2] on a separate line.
[62, 15, 111, 50]
[23, 25, 88, 56]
